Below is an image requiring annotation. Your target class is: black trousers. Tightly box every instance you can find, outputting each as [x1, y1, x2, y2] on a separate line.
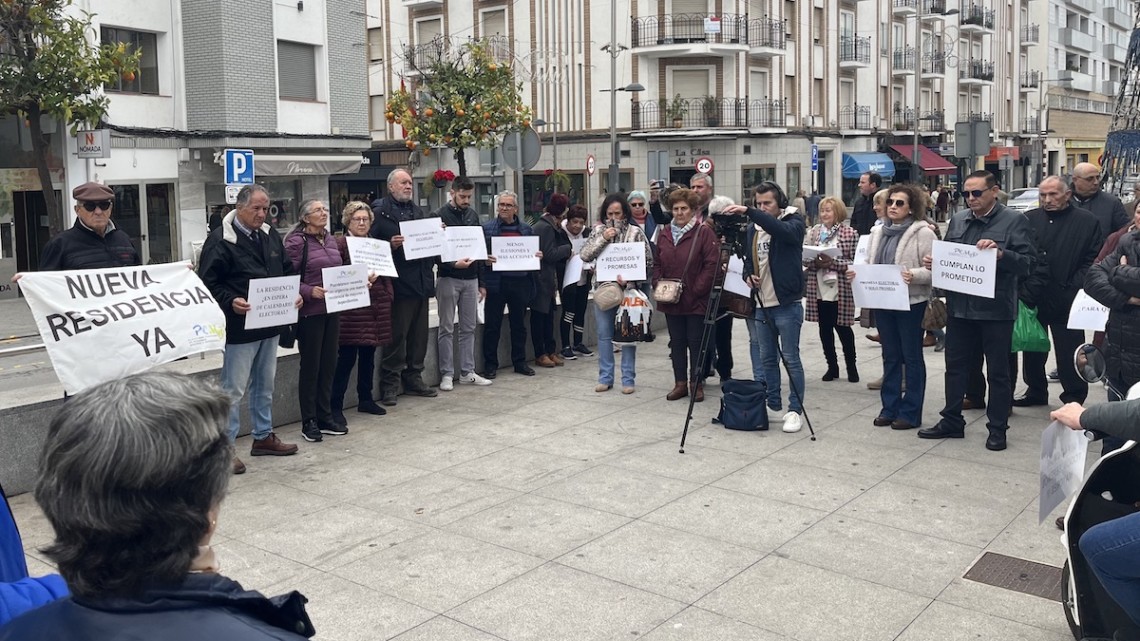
[817, 300, 856, 369]
[1011, 320, 1087, 404]
[666, 313, 705, 383]
[560, 283, 589, 348]
[940, 316, 1015, 432]
[297, 313, 339, 423]
[703, 314, 734, 378]
[530, 297, 558, 356]
[483, 285, 530, 370]
[331, 345, 377, 410]
[381, 297, 429, 395]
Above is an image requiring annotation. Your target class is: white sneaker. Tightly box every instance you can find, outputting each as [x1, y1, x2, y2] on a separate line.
[458, 372, 493, 386]
[782, 411, 803, 433]
[439, 376, 453, 391]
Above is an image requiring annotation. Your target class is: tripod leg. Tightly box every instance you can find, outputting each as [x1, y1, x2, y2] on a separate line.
[680, 246, 731, 453]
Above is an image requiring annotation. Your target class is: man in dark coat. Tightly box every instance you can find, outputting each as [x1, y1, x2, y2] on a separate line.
[197, 185, 301, 473]
[1072, 162, 1129, 244]
[370, 168, 438, 405]
[849, 171, 882, 236]
[481, 191, 540, 377]
[1011, 175, 1100, 407]
[531, 193, 572, 368]
[38, 182, 140, 271]
[918, 171, 1036, 451]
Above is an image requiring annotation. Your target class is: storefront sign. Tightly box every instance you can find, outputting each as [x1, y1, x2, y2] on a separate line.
[254, 154, 364, 177]
[76, 129, 112, 159]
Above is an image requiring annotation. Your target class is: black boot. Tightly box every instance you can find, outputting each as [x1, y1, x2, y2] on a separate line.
[839, 328, 859, 383]
[822, 362, 840, 381]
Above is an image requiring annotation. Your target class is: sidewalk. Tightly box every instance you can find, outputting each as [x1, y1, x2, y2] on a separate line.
[12, 325, 1079, 641]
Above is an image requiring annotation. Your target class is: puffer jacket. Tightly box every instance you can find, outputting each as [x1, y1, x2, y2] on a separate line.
[1085, 230, 1140, 387]
[283, 229, 343, 318]
[942, 203, 1036, 321]
[335, 235, 393, 347]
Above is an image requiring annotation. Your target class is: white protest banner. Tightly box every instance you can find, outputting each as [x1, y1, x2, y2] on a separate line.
[802, 245, 843, 261]
[849, 264, 911, 311]
[724, 255, 752, 297]
[563, 255, 584, 289]
[246, 275, 300, 330]
[1068, 289, 1109, 332]
[18, 262, 227, 394]
[931, 239, 997, 298]
[595, 241, 647, 282]
[322, 264, 370, 314]
[345, 236, 399, 278]
[399, 217, 445, 260]
[853, 235, 871, 265]
[442, 226, 489, 262]
[491, 236, 540, 271]
[1039, 420, 1090, 524]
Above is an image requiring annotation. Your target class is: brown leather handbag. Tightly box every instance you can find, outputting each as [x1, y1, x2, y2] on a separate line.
[653, 226, 702, 304]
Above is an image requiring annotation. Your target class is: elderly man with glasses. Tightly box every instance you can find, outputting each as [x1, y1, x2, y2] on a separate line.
[1072, 162, 1129, 245]
[481, 191, 542, 378]
[38, 182, 140, 270]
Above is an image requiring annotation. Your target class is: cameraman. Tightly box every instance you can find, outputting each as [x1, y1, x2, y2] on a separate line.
[724, 182, 807, 433]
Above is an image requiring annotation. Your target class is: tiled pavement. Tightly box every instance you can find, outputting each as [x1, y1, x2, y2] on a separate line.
[12, 325, 1087, 641]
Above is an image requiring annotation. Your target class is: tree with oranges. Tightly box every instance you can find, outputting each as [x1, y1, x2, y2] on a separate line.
[0, 0, 139, 236]
[387, 38, 531, 177]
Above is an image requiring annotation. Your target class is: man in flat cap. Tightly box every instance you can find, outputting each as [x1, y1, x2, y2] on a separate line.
[38, 182, 140, 271]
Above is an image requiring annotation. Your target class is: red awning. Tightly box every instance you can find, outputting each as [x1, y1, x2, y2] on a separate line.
[889, 144, 958, 175]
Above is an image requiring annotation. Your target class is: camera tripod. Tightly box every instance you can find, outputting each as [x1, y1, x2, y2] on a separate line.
[678, 239, 817, 453]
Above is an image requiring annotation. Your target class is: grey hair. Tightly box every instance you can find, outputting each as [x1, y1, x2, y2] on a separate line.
[627, 190, 647, 203]
[1042, 174, 1072, 193]
[299, 199, 326, 220]
[495, 190, 518, 207]
[387, 168, 411, 186]
[235, 184, 269, 208]
[36, 371, 233, 598]
[707, 195, 736, 215]
[690, 172, 713, 189]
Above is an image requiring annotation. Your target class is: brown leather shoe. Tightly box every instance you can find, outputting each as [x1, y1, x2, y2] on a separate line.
[666, 382, 688, 401]
[962, 397, 986, 410]
[549, 352, 565, 366]
[232, 457, 246, 475]
[535, 354, 557, 368]
[693, 383, 705, 403]
[250, 433, 298, 456]
[923, 334, 937, 347]
[866, 333, 881, 343]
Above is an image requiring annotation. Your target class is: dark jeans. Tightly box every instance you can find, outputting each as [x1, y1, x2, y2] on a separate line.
[530, 297, 557, 356]
[703, 314, 734, 379]
[1079, 510, 1140, 628]
[331, 345, 377, 411]
[666, 313, 705, 383]
[560, 283, 589, 348]
[296, 313, 339, 423]
[940, 316, 1015, 432]
[1014, 320, 1087, 404]
[877, 302, 927, 425]
[817, 300, 856, 369]
[483, 284, 530, 371]
[381, 297, 430, 395]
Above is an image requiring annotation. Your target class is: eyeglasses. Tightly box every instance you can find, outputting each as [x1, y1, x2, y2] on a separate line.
[964, 189, 990, 199]
[350, 216, 371, 223]
[888, 198, 908, 208]
[307, 207, 329, 214]
[497, 203, 517, 209]
[81, 201, 112, 212]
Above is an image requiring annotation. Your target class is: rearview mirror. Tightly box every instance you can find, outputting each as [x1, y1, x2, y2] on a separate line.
[1074, 343, 1107, 384]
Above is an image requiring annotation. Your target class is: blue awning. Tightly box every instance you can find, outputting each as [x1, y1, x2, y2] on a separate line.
[842, 152, 896, 179]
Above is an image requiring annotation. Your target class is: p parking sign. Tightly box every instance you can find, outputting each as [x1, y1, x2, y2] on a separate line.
[224, 149, 255, 185]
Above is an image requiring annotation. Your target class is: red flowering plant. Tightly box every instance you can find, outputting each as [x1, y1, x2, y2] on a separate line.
[433, 169, 456, 183]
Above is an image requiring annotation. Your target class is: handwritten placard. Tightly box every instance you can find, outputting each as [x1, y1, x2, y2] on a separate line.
[322, 264, 370, 314]
[399, 217, 445, 260]
[246, 275, 301, 330]
[1067, 289, 1109, 332]
[345, 236, 399, 277]
[595, 242, 647, 282]
[930, 239, 997, 298]
[442, 226, 489, 262]
[849, 264, 910, 311]
[491, 236, 540, 271]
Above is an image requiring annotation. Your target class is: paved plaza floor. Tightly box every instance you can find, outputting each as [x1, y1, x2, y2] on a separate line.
[12, 324, 1085, 641]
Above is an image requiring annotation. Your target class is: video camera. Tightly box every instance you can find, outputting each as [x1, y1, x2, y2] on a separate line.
[708, 200, 751, 260]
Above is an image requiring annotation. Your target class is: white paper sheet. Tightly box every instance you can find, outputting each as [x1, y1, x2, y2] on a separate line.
[930, 239, 998, 299]
[1039, 420, 1090, 524]
[491, 236, 540, 271]
[399, 217, 445, 260]
[849, 264, 911, 311]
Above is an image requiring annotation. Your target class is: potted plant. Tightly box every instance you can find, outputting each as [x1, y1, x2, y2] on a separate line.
[702, 95, 720, 126]
[544, 168, 571, 193]
[432, 169, 456, 188]
[661, 93, 687, 128]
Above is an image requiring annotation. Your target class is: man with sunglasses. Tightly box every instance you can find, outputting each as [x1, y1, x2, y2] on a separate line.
[1072, 162, 1129, 244]
[918, 170, 1036, 451]
[38, 182, 140, 271]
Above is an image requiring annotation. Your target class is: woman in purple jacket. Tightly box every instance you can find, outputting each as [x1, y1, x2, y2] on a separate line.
[652, 188, 720, 402]
[284, 200, 346, 443]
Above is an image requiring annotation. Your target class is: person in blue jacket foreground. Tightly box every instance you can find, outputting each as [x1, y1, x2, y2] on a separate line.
[0, 480, 68, 626]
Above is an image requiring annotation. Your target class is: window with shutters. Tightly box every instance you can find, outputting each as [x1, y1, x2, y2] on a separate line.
[481, 9, 507, 36]
[277, 40, 318, 101]
[669, 69, 712, 98]
[750, 69, 770, 99]
[367, 28, 383, 62]
[416, 18, 443, 46]
[101, 27, 159, 95]
[671, 0, 709, 15]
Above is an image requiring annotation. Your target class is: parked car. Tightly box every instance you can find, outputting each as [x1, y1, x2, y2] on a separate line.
[1007, 188, 1039, 213]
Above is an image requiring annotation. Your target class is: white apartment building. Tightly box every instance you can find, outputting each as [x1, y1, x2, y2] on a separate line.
[368, 0, 1118, 219]
[0, 0, 370, 276]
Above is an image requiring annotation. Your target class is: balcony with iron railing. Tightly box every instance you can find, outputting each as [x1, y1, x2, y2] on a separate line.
[921, 0, 948, 18]
[892, 106, 917, 130]
[966, 112, 993, 125]
[630, 13, 750, 52]
[921, 52, 946, 76]
[1022, 115, 1040, 134]
[839, 105, 872, 130]
[892, 47, 916, 74]
[839, 35, 871, 67]
[631, 96, 786, 130]
[921, 110, 945, 131]
[1020, 24, 1039, 46]
[1020, 70, 1040, 90]
[748, 17, 788, 55]
[403, 37, 449, 74]
[960, 4, 995, 31]
[960, 59, 995, 84]
[893, 0, 918, 15]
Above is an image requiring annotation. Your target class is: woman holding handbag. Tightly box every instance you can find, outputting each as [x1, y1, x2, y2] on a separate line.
[652, 188, 719, 402]
[580, 194, 654, 394]
[803, 197, 859, 383]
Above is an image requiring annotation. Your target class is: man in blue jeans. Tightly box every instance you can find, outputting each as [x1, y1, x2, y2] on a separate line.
[725, 182, 807, 433]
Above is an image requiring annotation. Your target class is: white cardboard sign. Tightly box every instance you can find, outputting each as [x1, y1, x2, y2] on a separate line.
[322, 264, 370, 314]
[1067, 289, 1109, 332]
[399, 217, 445, 260]
[442, 226, 489, 262]
[246, 275, 301, 330]
[1039, 420, 1089, 524]
[491, 236, 540, 271]
[930, 239, 997, 299]
[849, 264, 911, 311]
[345, 236, 399, 278]
[595, 241, 647, 282]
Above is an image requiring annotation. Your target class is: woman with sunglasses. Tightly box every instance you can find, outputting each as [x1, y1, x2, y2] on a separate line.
[851, 184, 935, 431]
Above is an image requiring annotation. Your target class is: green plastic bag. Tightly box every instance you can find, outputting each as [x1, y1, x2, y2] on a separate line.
[1011, 301, 1050, 353]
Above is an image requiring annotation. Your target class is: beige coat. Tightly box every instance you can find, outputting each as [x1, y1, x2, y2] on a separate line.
[867, 220, 935, 304]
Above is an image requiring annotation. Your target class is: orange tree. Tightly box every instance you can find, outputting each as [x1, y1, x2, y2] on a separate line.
[0, 0, 139, 235]
[387, 38, 530, 177]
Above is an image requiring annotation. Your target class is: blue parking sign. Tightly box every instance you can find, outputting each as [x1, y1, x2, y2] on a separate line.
[224, 149, 255, 185]
[810, 144, 819, 172]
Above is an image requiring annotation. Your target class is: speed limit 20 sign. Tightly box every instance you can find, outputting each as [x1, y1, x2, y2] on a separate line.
[694, 156, 714, 173]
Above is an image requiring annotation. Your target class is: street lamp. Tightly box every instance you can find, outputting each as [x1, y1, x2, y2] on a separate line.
[912, 4, 957, 184]
[532, 118, 559, 171]
[601, 81, 645, 194]
[1036, 75, 1072, 184]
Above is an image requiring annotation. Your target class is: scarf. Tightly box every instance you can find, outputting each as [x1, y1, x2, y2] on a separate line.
[818, 223, 837, 246]
[670, 218, 696, 244]
[875, 217, 912, 265]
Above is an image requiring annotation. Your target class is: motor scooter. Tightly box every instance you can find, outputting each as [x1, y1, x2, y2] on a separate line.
[1060, 343, 1140, 640]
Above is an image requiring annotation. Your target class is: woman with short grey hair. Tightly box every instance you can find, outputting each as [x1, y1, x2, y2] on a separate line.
[0, 372, 313, 640]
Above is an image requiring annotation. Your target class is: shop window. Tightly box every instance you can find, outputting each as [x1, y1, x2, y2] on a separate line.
[101, 27, 159, 95]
